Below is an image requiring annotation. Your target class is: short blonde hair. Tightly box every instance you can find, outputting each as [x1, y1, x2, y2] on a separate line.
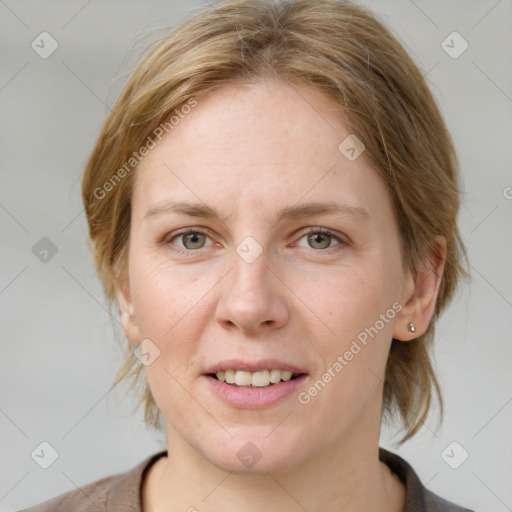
[82, 0, 469, 442]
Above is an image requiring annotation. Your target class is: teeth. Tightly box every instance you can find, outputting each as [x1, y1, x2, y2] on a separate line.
[269, 369, 282, 383]
[252, 370, 269, 387]
[214, 369, 298, 386]
[235, 370, 252, 386]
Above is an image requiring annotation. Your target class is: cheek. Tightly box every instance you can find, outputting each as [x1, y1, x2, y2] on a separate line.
[128, 257, 208, 416]
[302, 264, 398, 409]
[126, 258, 209, 389]
[306, 262, 396, 347]
[129, 253, 210, 338]
[301, 306, 394, 437]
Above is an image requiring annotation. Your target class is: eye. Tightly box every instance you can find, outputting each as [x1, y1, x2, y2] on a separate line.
[296, 228, 348, 251]
[164, 229, 213, 254]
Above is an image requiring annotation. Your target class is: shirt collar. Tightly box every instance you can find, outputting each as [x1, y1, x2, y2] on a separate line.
[106, 450, 168, 511]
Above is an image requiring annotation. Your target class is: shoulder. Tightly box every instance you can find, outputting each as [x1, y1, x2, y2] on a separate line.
[423, 487, 475, 512]
[379, 448, 475, 512]
[16, 474, 115, 512]
[17, 451, 168, 512]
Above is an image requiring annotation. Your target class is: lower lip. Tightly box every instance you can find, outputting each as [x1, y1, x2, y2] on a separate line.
[202, 374, 308, 409]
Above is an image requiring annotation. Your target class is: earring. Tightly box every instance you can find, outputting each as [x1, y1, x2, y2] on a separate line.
[408, 321, 416, 333]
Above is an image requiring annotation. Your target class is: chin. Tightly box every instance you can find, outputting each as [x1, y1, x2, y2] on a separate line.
[200, 427, 309, 475]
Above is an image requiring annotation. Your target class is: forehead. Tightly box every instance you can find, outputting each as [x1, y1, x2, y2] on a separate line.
[132, 80, 389, 222]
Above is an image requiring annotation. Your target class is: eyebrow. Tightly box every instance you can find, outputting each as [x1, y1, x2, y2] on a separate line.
[143, 200, 370, 223]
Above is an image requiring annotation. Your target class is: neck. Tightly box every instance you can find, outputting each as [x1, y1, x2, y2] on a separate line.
[143, 421, 405, 512]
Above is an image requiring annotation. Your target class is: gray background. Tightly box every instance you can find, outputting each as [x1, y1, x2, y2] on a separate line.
[1, 1, 511, 511]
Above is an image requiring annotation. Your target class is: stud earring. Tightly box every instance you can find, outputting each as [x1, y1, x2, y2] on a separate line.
[408, 321, 416, 333]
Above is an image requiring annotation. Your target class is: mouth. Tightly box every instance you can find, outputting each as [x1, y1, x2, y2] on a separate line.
[201, 360, 309, 407]
[202, 369, 309, 408]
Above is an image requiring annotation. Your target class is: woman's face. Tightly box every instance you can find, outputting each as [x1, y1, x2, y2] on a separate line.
[118, 80, 418, 473]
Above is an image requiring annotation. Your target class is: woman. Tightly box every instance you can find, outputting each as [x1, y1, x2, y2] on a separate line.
[21, 0, 473, 510]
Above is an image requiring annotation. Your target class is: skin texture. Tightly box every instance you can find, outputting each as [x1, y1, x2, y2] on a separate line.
[116, 80, 446, 512]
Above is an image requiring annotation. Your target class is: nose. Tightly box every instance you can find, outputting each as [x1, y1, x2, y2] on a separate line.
[215, 246, 290, 335]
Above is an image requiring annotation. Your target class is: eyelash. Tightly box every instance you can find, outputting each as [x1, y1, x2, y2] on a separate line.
[162, 227, 349, 257]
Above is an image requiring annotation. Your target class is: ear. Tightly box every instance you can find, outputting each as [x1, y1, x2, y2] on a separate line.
[393, 235, 447, 341]
[115, 275, 141, 344]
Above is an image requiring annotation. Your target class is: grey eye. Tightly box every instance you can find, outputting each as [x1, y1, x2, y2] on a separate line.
[179, 232, 208, 250]
[300, 231, 339, 250]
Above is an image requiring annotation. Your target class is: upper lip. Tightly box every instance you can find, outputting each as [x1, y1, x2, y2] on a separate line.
[203, 359, 308, 375]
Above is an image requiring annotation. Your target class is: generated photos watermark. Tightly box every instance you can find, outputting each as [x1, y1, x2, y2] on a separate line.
[93, 97, 198, 201]
[297, 301, 403, 405]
